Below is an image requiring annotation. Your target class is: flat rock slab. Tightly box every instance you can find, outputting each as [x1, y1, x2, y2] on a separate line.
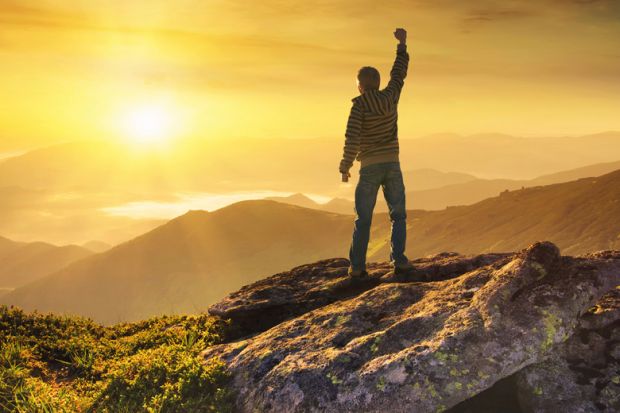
[209, 252, 512, 336]
[202, 243, 620, 413]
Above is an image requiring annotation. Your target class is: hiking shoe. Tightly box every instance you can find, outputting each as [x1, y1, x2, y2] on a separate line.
[393, 260, 414, 275]
[348, 267, 369, 278]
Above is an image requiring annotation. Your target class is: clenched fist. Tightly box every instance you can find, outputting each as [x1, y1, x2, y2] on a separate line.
[394, 28, 407, 45]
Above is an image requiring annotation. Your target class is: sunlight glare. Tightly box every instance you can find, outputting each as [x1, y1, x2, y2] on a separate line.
[122, 104, 175, 145]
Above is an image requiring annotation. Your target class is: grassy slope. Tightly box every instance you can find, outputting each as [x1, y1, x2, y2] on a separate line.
[0, 306, 232, 412]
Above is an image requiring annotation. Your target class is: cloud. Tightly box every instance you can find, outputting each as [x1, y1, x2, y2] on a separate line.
[457, 0, 620, 32]
[558, 0, 611, 4]
[463, 8, 534, 26]
[457, 5, 536, 34]
[0, 0, 351, 57]
[0, 1, 87, 29]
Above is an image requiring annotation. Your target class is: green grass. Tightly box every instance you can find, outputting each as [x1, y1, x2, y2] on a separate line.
[0, 305, 234, 412]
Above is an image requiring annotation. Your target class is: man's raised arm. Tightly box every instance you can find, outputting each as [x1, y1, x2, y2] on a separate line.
[384, 28, 409, 103]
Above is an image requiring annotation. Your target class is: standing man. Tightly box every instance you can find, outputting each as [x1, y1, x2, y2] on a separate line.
[339, 28, 413, 277]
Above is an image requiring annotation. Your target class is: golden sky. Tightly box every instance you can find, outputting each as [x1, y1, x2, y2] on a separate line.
[1, 0, 619, 151]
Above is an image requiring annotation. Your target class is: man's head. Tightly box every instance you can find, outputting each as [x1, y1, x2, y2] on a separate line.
[357, 66, 380, 93]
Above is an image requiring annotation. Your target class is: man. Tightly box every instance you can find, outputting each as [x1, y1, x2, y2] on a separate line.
[339, 28, 413, 278]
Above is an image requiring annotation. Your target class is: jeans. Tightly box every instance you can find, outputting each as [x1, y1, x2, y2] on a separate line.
[349, 161, 409, 271]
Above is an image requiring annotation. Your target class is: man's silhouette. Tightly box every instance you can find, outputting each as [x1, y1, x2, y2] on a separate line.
[339, 28, 413, 278]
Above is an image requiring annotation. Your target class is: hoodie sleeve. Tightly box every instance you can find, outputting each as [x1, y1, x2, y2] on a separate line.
[339, 99, 364, 174]
[383, 43, 409, 103]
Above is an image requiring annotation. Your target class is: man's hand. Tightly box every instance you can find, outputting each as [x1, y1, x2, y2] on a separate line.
[341, 171, 351, 183]
[394, 28, 407, 45]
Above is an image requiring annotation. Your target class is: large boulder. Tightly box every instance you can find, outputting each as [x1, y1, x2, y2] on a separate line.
[202, 242, 620, 413]
[515, 285, 620, 412]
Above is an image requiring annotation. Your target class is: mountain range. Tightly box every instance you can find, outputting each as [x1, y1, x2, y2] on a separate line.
[0, 202, 353, 323]
[407, 159, 620, 210]
[269, 160, 620, 213]
[2, 168, 620, 323]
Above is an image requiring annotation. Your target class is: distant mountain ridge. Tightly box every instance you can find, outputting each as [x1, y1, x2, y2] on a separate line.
[270, 161, 620, 213]
[0, 236, 92, 289]
[402, 131, 620, 179]
[407, 160, 620, 210]
[82, 240, 112, 253]
[266, 168, 482, 214]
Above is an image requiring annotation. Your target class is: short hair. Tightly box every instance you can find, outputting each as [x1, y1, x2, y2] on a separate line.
[357, 66, 380, 90]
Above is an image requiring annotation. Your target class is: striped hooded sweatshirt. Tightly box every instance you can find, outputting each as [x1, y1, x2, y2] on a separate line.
[339, 43, 409, 173]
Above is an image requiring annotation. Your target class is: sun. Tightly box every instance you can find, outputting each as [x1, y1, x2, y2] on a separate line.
[121, 104, 174, 145]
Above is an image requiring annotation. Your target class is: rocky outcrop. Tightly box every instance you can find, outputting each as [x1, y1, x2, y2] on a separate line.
[515, 286, 620, 412]
[209, 252, 512, 337]
[202, 242, 620, 413]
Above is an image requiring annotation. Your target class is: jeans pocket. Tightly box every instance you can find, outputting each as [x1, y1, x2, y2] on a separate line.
[386, 168, 404, 187]
[360, 163, 382, 175]
[384, 169, 406, 209]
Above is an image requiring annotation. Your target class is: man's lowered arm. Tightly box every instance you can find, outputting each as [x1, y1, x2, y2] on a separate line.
[339, 100, 363, 182]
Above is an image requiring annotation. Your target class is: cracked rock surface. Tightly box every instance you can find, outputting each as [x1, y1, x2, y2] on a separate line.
[203, 242, 620, 413]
